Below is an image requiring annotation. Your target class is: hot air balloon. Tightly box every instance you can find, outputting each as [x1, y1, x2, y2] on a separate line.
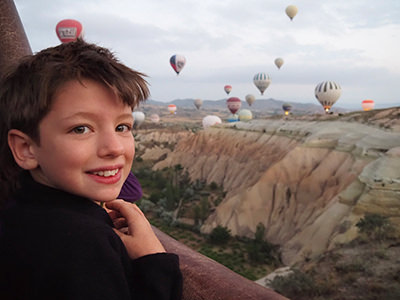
[132, 111, 145, 128]
[245, 94, 256, 106]
[224, 85, 232, 95]
[362, 100, 375, 111]
[202, 115, 222, 129]
[170, 54, 186, 75]
[314, 81, 342, 113]
[227, 114, 239, 123]
[285, 5, 298, 21]
[168, 104, 177, 114]
[150, 114, 160, 123]
[238, 109, 253, 121]
[55, 19, 83, 43]
[227, 97, 242, 114]
[253, 73, 271, 95]
[194, 98, 203, 110]
[282, 103, 292, 116]
[274, 58, 284, 69]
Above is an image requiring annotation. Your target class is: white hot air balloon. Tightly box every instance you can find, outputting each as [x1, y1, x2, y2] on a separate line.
[150, 113, 160, 123]
[202, 115, 222, 129]
[274, 58, 284, 69]
[132, 111, 145, 128]
[194, 98, 203, 110]
[245, 94, 256, 106]
[253, 73, 271, 95]
[285, 5, 298, 21]
[314, 81, 342, 113]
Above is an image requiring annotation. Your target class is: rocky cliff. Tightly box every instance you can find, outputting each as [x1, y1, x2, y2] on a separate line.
[136, 108, 400, 265]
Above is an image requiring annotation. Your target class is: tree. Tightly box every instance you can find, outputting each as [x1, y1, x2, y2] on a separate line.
[209, 226, 231, 245]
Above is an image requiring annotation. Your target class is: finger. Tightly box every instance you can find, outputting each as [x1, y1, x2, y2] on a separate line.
[113, 217, 128, 229]
[107, 210, 122, 220]
[106, 200, 144, 222]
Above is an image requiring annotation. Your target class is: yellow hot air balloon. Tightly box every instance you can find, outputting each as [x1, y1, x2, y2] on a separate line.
[238, 109, 253, 121]
[245, 94, 256, 106]
[285, 5, 298, 21]
[274, 58, 284, 69]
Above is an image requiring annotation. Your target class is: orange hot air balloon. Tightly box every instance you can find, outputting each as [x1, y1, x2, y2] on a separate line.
[361, 100, 375, 111]
[168, 104, 177, 114]
[226, 97, 242, 114]
[56, 19, 83, 43]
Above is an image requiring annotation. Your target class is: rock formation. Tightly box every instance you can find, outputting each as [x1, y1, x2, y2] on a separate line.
[137, 109, 400, 265]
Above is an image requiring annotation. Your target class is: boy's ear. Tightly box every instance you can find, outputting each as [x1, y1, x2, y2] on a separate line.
[7, 129, 39, 170]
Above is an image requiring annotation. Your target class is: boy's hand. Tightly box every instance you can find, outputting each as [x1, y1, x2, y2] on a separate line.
[106, 200, 165, 259]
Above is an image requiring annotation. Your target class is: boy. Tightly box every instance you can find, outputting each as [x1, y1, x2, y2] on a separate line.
[0, 40, 182, 299]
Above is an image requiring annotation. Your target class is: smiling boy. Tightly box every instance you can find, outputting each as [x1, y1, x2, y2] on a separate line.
[0, 40, 182, 299]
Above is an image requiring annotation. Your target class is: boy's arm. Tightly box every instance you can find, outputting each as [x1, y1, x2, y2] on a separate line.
[106, 200, 165, 259]
[106, 200, 182, 300]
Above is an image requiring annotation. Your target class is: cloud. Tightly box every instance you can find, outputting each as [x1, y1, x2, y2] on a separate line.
[13, 0, 400, 107]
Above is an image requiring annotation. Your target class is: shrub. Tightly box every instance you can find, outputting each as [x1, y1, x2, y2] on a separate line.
[209, 226, 231, 245]
[209, 181, 218, 190]
[356, 213, 395, 241]
[270, 269, 322, 299]
[149, 192, 162, 204]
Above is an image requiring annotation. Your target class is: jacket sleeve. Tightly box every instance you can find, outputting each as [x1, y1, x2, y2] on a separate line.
[130, 253, 183, 300]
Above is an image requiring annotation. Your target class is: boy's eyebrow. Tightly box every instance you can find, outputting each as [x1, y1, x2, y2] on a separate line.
[60, 111, 134, 121]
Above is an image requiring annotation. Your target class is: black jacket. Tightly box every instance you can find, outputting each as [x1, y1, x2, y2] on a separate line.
[0, 173, 182, 300]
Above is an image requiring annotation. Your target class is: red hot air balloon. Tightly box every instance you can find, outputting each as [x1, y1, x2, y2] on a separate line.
[56, 19, 83, 43]
[226, 97, 242, 114]
[224, 85, 232, 95]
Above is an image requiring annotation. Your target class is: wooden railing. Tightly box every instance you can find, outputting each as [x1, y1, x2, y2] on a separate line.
[0, 1, 287, 298]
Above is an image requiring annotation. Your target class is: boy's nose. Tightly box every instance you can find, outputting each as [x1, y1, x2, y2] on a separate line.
[97, 131, 125, 158]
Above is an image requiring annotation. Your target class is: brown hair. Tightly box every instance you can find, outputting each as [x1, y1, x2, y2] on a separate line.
[0, 39, 149, 205]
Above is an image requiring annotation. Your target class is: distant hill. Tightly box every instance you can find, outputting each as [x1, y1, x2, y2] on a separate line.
[139, 98, 349, 117]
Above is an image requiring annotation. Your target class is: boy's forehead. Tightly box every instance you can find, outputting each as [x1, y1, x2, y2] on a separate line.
[55, 79, 124, 102]
[48, 79, 133, 113]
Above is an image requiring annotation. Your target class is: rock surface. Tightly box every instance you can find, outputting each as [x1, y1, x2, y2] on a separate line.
[137, 110, 400, 265]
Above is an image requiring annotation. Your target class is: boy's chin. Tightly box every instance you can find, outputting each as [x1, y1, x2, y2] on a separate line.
[90, 193, 121, 204]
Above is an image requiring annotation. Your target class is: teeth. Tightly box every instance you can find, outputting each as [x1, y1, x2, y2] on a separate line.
[93, 169, 118, 177]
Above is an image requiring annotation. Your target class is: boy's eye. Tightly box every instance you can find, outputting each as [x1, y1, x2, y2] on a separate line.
[72, 126, 90, 134]
[116, 124, 131, 132]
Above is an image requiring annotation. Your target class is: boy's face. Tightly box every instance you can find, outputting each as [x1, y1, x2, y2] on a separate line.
[29, 79, 135, 202]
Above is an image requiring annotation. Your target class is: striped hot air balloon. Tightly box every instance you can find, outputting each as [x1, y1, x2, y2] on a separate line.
[253, 73, 271, 95]
[314, 81, 342, 113]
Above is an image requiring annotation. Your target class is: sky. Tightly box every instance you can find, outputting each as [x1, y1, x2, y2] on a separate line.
[14, 0, 400, 109]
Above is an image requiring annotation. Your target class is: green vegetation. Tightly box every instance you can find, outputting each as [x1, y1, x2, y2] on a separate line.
[356, 213, 395, 241]
[134, 155, 400, 300]
[209, 225, 231, 245]
[270, 269, 330, 300]
[246, 223, 281, 266]
[270, 214, 400, 300]
[134, 165, 282, 281]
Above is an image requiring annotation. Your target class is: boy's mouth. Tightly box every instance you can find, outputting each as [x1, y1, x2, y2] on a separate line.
[91, 169, 119, 177]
